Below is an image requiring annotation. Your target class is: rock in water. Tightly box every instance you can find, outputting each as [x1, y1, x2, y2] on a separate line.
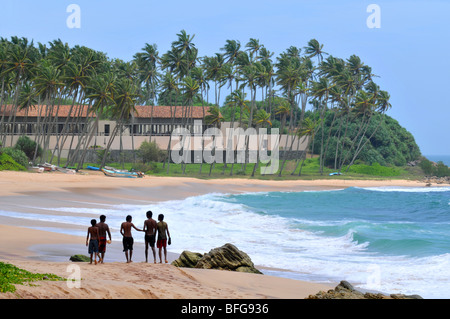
[195, 243, 262, 274]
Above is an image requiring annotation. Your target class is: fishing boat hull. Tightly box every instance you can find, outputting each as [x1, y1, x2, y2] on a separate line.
[86, 165, 101, 171]
[101, 168, 142, 178]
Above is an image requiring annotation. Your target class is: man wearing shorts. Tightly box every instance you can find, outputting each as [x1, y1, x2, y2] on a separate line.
[143, 211, 157, 263]
[120, 215, 143, 263]
[86, 219, 101, 265]
[156, 214, 171, 263]
[96, 215, 112, 263]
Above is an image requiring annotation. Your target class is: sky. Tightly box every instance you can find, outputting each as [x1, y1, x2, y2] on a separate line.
[0, 0, 449, 156]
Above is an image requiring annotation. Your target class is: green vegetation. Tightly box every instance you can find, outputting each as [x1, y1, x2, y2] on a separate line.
[76, 157, 419, 181]
[0, 152, 26, 171]
[138, 140, 167, 164]
[14, 135, 43, 161]
[0, 262, 65, 293]
[0, 135, 44, 170]
[310, 111, 421, 169]
[345, 162, 403, 177]
[1, 147, 28, 168]
[419, 158, 450, 177]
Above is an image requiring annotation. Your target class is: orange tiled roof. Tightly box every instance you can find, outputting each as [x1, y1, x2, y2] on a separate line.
[1, 105, 211, 119]
[1, 104, 93, 118]
[133, 105, 211, 119]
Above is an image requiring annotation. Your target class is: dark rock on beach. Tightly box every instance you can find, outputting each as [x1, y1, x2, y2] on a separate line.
[171, 251, 203, 268]
[172, 243, 262, 274]
[69, 254, 91, 262]
[306, 280, 423, 299]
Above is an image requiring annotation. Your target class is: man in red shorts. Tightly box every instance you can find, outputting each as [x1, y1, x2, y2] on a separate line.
[156, 214, 171, 263]
[96, 215, 112, 263]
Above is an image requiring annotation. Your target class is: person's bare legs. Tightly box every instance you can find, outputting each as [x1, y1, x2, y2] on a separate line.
[163, 246, 168, 263]
[151, 247, 156, 263]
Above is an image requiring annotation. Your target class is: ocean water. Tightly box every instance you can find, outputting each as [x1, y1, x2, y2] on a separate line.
[1, 186, 449, 298]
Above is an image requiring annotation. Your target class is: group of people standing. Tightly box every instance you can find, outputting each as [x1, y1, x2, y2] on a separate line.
[86, 211, 171, 264]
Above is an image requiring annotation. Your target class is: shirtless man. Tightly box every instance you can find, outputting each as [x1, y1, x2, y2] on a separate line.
[120, 215, 143, 263]
[156, 214, 171, 264]
[86, 219, 101, 265]
[143, 211, 157, 263]
[96, 215, 112, 263]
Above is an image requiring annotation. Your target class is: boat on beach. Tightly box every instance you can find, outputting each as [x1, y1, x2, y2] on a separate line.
[39, 163, 56, 171]
[101, 167, 144, 178]
[29, 166, 45, 173]
[56, 167, 77, 174]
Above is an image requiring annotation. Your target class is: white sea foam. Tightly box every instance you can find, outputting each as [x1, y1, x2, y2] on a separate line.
[359, 186, 450, 193]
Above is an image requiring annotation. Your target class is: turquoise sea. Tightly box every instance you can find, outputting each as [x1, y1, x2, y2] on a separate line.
[1, 186, 449, 298]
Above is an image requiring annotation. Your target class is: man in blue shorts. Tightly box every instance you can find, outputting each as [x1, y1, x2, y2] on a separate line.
[86, 219, 101, 265]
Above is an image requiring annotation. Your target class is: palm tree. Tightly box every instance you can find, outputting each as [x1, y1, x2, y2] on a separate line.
[293, 117, 318, 176]
[203, 54, 225, 106]
[221, 39, 241, 66]
[160, 71, 179, 173]
[226, 90, 250, 175]
[345, 89, 391, 172]
[0, 40, 11, 138]
[310, 77, 335, 174]
[254, 109, 272, 128]
[52, 61, 89, 165]
[2, 38, 37, 146]
[339, 89, 375, 173]
[32, 60, 64, 163]
[81, 73, 116, 168]
[251, 109, 272, 177]
[275, 100, 290, 134]
[134, 44, 160, 144]
[99, 78, 139, 169]
[304, 39, 327, 63]
[179, 76, 200, 173]
[246, 38, 262, 62]
[172, 30, 197, 78]
[204, 105, 223, 176]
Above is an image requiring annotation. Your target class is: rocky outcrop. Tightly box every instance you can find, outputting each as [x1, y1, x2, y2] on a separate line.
[171, 251, 203, 268]
[172, 243, 262, 274]
[69, 254, 91, 262]
[306, 280, 423, 299]
[422, 176, 450, 185]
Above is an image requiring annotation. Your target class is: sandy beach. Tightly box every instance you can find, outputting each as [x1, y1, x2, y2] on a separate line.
[0, 170, 444, 299]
